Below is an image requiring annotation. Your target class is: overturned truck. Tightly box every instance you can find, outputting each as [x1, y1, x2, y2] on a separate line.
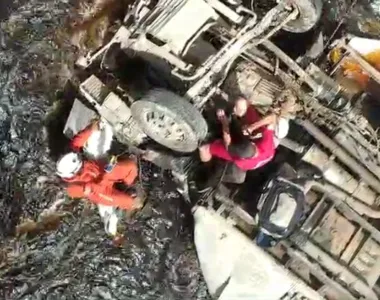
[70, 0, 380, 298]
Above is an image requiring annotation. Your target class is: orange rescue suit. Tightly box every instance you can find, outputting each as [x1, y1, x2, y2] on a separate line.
[64, 125, 138, 210]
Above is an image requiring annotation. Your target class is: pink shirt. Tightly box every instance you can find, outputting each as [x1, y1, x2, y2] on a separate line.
[234, 126, 275, 170]
[209, 106, 275, 171]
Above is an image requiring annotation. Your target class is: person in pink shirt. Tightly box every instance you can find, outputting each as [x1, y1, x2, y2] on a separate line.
[198, 97, 275, 171]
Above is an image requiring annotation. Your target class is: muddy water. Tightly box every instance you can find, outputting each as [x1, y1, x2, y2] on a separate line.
[0, 0, 380, 299]
[0, 1, 209, 299]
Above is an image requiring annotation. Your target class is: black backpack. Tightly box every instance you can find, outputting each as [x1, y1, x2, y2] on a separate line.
[256, 164, 306, 240]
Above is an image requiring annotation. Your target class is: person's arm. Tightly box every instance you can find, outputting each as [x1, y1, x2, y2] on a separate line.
[116, 160, 138, 186]
[217, 109, 231, 147]
[70, 122, 98, 152]
[66, 183, 86, 199]
[244, 113, 277, 134]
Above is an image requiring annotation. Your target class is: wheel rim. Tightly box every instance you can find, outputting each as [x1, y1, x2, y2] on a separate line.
[144, 110, 188, 144]
[283, 0, 322, 33]
[132, 101, 199, 152]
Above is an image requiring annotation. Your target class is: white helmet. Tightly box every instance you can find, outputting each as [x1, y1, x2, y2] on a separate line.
[56, 152, 83, 179]
[275, 117, 289, 140]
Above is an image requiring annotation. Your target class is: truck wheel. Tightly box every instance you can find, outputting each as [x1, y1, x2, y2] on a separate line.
[131, 89, 208, 153]
[282, 0, 323, 33]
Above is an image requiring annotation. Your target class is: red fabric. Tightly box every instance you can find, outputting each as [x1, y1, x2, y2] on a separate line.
[64, 158, 138, 210]
[70, 126, 94, 151]
[102, 160, 138, 186]
[235, 126, 275, 170]
[65, 161, 102, 184]
[209, 140, 234, 161]
[209, 127, 275, 171]
[84, 183, 135, 210]
[243, 106, 261, 125]
[209, 106, 275, 171]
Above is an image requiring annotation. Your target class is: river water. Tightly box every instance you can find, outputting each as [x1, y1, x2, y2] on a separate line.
[0, 1, 209, 299]
[0, 0, 379, 299]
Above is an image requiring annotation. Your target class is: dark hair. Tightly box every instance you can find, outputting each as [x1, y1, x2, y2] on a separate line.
[227, 116, 255, 159]
[228, 138, 255, 159]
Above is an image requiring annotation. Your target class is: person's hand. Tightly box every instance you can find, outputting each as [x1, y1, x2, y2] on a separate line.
[223, 132, 231, 146]
[242, 125, 251, 135]
[216, 109, 226, 122]
[132, 196, 144, 210]
[83, 184, 92, 196]
[242, 124, 254, 135]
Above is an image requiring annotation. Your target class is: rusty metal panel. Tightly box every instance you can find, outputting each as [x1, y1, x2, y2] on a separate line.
[302, 194, 328, 234]
[80, 75, 109, 105]
[341, 228, 365, 264]
[223, 62, 282, 107]
[147, 0, 219, 55]
[350, 238, 380, 287]
[63, 99, 97, 139]
[100, 92, 146, 145]
[302, 144, 377, 206]
[311, 207, 356, 257]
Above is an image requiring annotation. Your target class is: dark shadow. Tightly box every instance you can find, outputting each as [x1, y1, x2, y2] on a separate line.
[43, 81, 77, 161]
[362, 80, 380, 129]
[0, 175, 24, 239]
[100, 44, 188, 100]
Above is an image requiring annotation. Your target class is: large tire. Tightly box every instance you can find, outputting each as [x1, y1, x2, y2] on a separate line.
[131, 89, 208, 153]
[283, 0, 323, 33]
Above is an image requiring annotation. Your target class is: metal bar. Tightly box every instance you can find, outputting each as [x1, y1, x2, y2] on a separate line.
[205, 0, 244, 24]
[301, 195, 327, 234]
[311, 181, 380, 220]
[334, 128, 380, 180]
[299, 119, 380, 195]
[282, 243, 359, 300]
[301, 144, 378, 206]
[261, 40, 321, 93]
[186, 3, 290, 106]
[288, 237, 377, 300]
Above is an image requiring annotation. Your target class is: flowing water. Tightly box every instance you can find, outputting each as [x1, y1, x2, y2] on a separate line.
[0, 1, 209, 299]
[0, 0, 379, 299]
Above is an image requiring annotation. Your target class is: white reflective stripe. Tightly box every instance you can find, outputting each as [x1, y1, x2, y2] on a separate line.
[84, 122, 113, 159]
[84, 185, 92, 196]
[99, 193, 114, 202]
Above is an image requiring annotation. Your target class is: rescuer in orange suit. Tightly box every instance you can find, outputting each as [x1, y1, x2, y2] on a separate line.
[56, 122, 143, 211]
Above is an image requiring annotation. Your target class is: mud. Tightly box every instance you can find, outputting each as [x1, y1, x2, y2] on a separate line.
[0, 0, 208, 299]
[0, 0, 379, 299]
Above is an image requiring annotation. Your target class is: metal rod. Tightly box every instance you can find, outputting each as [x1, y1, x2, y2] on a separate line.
[186, 3, 291, 106]
[334, 127, 380, 180]
[261, 40, 321, 93]
[282, 242, 358, 300]
[301, 144, 378, 205]
[288, 237, 378, 300]
[308, 181, 380, 241]
[298, 119, 380, 195]
[311, 181, 380, 219]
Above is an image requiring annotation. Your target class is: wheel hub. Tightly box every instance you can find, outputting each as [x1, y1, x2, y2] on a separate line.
[144, 111, 187, 144]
